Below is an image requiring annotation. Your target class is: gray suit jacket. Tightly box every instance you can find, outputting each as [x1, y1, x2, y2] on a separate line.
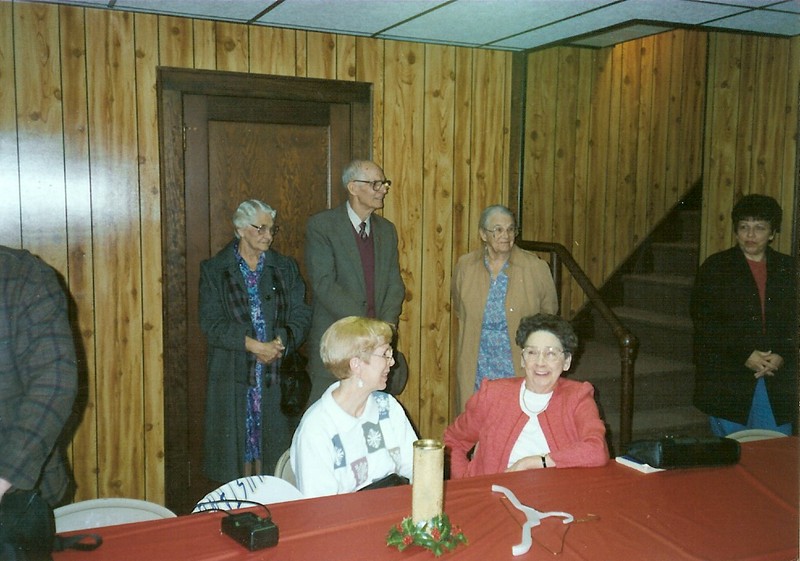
[304, 204, 405, 400]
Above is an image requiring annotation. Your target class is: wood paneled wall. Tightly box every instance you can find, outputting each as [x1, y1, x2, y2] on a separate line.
[522, 31, 709, 316]
[522, 32, 798, 319]
[2, 0, 796, 506]
[1, 0, 512, 504]
[701, 33, 798, 260]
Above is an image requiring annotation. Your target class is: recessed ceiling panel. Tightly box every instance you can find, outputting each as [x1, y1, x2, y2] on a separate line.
[257, 0, 443, 36]
[21, 0, 800, 51]
[711, 9, 800, 35]
[383, 0, 614, 47]
[692, 0, 790, 7]
[569, 24, 673, 48]
[114, 0, 269, 21]
[772, 0, 800, 14]
[494, 0, 750, 50]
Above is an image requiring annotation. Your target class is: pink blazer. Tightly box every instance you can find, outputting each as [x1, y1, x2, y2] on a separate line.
[444, 377, 609, 478]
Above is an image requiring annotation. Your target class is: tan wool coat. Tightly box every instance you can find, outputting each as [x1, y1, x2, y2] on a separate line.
[451, 245, 558, 414]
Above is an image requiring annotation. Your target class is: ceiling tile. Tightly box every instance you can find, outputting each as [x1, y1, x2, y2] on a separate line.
[257, 0, 442, 36]
[772, 0, 800, 14]
[382, 0, 615, 48]
[22, 0, 800, 52]
[494, 0, 751, 50]
[711, 8, 800, 35]
[112, 0, 269, 21]
[569, 24, 673, 48]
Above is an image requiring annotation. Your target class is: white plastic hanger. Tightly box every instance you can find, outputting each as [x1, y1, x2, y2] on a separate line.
[491, 484, 574, 556]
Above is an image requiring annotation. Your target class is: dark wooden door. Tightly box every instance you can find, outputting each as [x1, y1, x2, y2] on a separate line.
[159, 68, 371, 513]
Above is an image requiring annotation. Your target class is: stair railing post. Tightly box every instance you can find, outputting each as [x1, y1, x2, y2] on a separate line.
[518, 240, 638, 454]
[616, 332, 639, 451]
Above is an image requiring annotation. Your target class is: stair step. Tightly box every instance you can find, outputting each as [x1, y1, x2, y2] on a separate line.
[572, 341, 692, 379]
[622, 273, 694, 317]
[571, 342, 694, 414]
[651, 241, 699, 274]
[594, 307, 693, 360]
[676, 209, 700, 243]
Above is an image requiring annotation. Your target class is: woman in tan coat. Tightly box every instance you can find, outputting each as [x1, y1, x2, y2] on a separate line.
[451, 205, 558, 413]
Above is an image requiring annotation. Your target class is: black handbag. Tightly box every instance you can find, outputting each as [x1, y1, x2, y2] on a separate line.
[279, 351, 311, 417]
[625, 436, 740, 469]
[358, 473, 409, 491]
[272, 266, 312, 418]
[0, 490, 103, 561]
[0, 490, 54, 561]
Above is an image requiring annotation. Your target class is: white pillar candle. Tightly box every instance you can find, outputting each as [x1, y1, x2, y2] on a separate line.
[411, 439, 444, 524]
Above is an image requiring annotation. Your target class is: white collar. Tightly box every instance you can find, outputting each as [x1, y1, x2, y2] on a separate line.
[346, 202, 370, 235]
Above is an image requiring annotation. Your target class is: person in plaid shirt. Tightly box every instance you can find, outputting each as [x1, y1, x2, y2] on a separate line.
[0, 246, 77, 507]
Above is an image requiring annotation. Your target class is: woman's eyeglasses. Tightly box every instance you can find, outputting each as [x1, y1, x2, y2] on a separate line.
[521, 346, 566, 363]
[483, 226, 519, 238]
[250, 224, 280, 236]
[371, 349, 395, 363]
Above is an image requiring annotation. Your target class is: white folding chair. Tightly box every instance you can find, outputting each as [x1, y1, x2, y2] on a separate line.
[274, 449, 296, 486]
[725, 429, 788, 443]
[54, 498, 176, 533]
[192, 475, 303, 512]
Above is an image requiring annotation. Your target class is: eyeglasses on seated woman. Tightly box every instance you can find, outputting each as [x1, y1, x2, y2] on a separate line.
[443, 313, 609, 478]
[290, 316, 418, 497]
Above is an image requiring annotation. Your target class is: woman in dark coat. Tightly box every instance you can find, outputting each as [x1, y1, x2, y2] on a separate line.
[199, 199, 311, 482]
[691, 194, 796, 436]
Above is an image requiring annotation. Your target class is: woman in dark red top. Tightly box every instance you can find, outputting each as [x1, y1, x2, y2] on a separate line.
[691, 194, 796, 436]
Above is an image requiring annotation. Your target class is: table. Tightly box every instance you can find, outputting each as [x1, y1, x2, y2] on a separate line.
[54, 438, 799, 560]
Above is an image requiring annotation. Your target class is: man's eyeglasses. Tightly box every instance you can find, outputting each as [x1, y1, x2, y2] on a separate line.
[250, 224, 280, 236]
[521, 346, 566, 363]
[353, 179, 392, 191]
[484, 226, 519, 238]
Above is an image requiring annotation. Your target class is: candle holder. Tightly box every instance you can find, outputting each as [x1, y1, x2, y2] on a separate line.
[386, 439, 468, 556]
[412, 439, 444, 523]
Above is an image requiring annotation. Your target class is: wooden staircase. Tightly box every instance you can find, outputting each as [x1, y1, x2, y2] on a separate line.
[571, 195, 713, 455]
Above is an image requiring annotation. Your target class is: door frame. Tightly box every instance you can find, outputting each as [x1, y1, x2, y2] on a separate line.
[157, 67, 372, 512]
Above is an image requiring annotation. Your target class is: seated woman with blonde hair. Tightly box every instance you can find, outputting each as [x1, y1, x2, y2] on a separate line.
[444, 313, 608, 477]
[291, 316, 417, 497]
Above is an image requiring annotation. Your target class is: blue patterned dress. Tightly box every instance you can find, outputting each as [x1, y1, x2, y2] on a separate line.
[236, 247, 269, 464]
[474, 256, 515, 390]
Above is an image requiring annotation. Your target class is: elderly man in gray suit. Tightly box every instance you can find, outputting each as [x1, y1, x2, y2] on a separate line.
[304, 159, 406, 403]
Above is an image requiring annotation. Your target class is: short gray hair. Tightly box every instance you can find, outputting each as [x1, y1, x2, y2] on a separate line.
[232, 199, 276, 238]
[341, 159, 373, 190]
[479, 205, 515, 230]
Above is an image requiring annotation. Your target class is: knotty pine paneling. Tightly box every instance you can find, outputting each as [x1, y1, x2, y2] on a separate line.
[523, 31, 715, 318]
[3, 0, 796, 507]
[421, 44, 457, 435]
[16, 3, 67, 272]
[134, 12, 167, 504]
[85, 7, 146, 500]
[0, 2, 21, 246]
[701, 33, 797, 260]
[59, 4, 98, 500]
[383, 40, 427, 426]
[3, 0, 512, 503]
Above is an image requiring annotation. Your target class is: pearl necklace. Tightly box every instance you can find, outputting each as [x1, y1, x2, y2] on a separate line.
[521, 386, 552, 416]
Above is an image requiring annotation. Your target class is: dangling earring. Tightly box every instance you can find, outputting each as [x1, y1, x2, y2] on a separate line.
[357, 378, 364, 389]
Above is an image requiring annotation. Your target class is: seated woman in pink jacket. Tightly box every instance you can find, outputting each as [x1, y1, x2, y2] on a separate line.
[444, 313, 608, 477]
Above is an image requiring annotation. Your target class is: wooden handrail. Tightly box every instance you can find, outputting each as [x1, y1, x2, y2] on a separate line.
[516, 240, 640, 450]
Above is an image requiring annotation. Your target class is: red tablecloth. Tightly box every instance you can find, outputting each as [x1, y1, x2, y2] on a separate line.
[54, 437, 799, 561]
